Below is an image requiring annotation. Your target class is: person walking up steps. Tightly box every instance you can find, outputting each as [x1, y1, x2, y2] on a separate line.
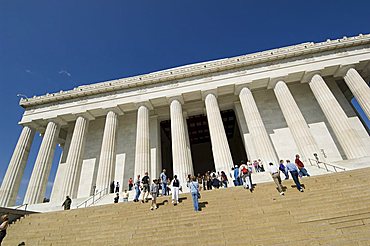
[295, 154, 310, 177]
[268, 162, 284, 195]
[240, 163, 252, 192]
[150, 179, 159, 210]
[279, 160, 289, 180]
[286, 159, 304, 192]
[134, 175, 141, 202]
[190, 176, 200, 212]
[141, 172, 150, 203]
[171, 175, 180, 205]
[62, 196, 72, 210]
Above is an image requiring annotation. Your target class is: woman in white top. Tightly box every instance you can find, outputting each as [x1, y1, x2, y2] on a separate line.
[0, 214, 9, 245]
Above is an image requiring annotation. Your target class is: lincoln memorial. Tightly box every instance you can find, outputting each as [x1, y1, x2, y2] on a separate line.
[1, 34, 369, 209]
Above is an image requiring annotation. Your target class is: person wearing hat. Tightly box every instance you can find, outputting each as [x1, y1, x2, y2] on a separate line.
[0, 214, 9, 245]
[268, 162, 284, 195]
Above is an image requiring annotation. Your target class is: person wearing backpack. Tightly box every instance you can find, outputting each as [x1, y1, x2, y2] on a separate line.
[171, 175, 180, 205]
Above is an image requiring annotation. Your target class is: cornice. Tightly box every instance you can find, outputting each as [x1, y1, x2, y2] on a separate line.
[20, 33, 370, 108]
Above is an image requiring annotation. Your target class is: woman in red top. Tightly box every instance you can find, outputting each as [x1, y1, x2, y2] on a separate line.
[128, 177, 133, 191]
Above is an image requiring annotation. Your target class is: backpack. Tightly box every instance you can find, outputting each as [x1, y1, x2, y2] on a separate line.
[242, 167, 248, 174]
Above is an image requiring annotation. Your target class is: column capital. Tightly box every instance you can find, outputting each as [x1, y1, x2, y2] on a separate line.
[135, 101, 153, 110]
[235, 84, 251, 95]
[268, 76, 288, 89]
[75, 111, 95, 121]
[335, 65, 358, 78]
[102, 106, 124, 116]
[167, 95, 184, 105]
[201, 89, 218, 100]
[302, 70, 322, 83]
[273, 79, 288, 90]
[48, 117, 68, 126]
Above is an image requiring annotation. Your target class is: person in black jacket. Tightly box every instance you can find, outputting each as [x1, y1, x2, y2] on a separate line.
[62, 196, 72, 210]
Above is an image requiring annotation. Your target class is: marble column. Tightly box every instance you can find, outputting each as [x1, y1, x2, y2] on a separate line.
[170, 99, 193, 185]
[24, 121, 60, 204]
[204, 93, 234, 175]
[343, 68, 370, 119]
[274, 81, 320, 161]
[95, 111, 118, 194]
[309, 74, 366, 159]
[134, 105, 150, 177]
[239, 87, 278, 165]
[61, 116, 89, 199]
[0, 126, 35, 207]
[183, 115, 194, 175]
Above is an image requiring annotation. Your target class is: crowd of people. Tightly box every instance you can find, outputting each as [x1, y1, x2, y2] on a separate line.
[119, 154, 311, 211]
[58, 154, 312, 213]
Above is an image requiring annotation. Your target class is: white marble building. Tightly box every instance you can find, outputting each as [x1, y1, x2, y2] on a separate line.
[0, 34, 370, 208]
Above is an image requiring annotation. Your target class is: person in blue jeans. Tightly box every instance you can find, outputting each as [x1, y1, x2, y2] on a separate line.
[134, 174, 141, 202]
[189, 176, 199, 212]
[286, 160, 304, 192]
[160, 169, 167, 196]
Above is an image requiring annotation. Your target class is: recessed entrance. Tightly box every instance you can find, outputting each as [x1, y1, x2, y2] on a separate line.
[160, 109, 247, 177]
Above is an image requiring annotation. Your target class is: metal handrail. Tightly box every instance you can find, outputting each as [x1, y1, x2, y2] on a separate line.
[308, 158, 346, 172]
[14, 203, 28, 211]
[76, 187, 109, 209]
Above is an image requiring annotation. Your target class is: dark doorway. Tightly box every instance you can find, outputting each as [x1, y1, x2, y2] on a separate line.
[160, 109, 247, 177]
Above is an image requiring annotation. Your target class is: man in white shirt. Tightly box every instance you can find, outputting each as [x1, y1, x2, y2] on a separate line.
[268, 162, 284, 195]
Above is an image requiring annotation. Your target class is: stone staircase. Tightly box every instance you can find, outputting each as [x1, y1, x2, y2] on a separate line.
[3, 168, 370, 246]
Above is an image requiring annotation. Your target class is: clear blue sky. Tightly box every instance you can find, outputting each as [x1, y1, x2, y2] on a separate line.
[0, 0, 369, 205]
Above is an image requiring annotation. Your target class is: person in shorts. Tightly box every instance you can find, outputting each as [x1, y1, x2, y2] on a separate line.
[150, 179, 159, 210]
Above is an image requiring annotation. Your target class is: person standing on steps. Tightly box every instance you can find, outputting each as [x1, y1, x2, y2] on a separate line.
[171, 175, 180, 205]
[62, 196, 72, 210]
[141, 172, 150, 203]
[122, 189, 129, 202]
[110, 180, 115, 193]
[279, 160, 289, 180]
[160, 169, 167, 196]
[128, 177, 133, 191]
[233, 165, 240, 186]
[190, 176, 200, 212]
[134, 175, 141, 202]
[220, 171, 228, 188]
[286, 159, 304, 192]
[0, 215, 9, 245]
[268, 162, 284, 196]
[115, 181, 120, 193]
[150, 179, 159, 210]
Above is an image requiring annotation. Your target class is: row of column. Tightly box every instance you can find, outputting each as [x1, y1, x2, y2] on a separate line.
[0, 68, 369, 207]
